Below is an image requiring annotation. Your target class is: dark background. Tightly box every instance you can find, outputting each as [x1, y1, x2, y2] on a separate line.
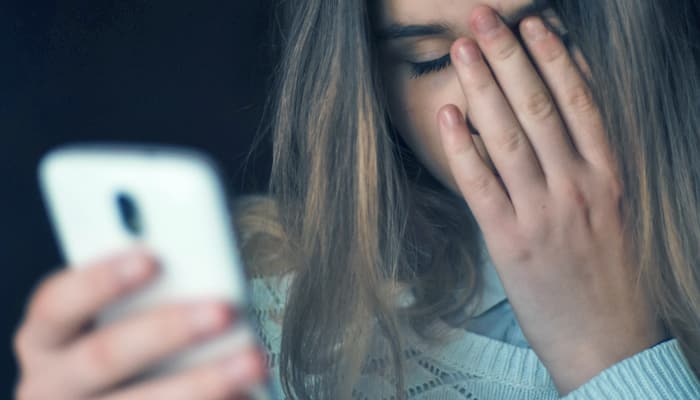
[1, 1, 275, 393]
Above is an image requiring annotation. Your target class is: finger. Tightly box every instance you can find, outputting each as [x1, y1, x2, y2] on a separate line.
[450, 36, 546, 207]
[468, 5, 580, 175]
[98, 347, 267, 400]
[20, 248, 158, 351]
[438, 104, 516, 232]
[520, 16, 611, 168]
[65, 302, 234, 393]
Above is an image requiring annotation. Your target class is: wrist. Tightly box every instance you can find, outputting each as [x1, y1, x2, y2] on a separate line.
[545, 333, 670, 396]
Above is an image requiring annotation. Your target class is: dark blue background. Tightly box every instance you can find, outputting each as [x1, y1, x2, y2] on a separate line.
[1, 1, 274, 393]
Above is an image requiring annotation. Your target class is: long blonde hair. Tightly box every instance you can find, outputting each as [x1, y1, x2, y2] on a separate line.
[235, 0, 700, 398]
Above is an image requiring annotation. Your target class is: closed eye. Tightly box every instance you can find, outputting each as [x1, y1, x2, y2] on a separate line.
[408, 53, 451, 79]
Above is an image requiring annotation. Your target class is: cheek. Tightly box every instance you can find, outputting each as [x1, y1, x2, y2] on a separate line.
[384, 70, 469, 192]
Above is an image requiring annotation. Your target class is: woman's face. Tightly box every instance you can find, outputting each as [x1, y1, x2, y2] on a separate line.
[375, 0, 562, 194]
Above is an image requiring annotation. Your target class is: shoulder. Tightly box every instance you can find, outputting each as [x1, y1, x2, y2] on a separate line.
[247, 273, 294, 363]
[245, 258, 295, 394]
[230, 194, 295, 359]
[247, 272, 294, 319]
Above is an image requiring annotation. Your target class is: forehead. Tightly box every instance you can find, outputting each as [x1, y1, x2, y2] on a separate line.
[375, 0, 536, 28]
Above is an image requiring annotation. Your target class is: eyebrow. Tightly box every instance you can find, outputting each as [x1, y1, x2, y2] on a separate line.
[375, 0, 551, 41]
[376, 23, 450, 41]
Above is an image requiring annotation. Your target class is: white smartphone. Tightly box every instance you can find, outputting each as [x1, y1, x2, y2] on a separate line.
[38, 143, 270, 398]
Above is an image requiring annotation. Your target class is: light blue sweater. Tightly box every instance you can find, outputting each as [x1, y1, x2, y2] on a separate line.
[247, 238, 700, 399]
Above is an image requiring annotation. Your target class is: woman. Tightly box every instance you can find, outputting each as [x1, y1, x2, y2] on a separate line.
[13, 0, 700, 399]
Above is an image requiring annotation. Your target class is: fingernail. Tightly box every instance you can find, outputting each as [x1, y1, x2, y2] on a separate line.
[457, 42, 481, 65]
[473, 9, 501, 35]
[224, 351, 262, 383]
[191, 304, 230, 335]
[116, 250, 152, 284]
[523, 17, 548, 41]
[440, 107, 460, 128]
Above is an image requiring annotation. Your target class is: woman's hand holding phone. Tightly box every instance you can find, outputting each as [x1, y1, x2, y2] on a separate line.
[14, 248, 268, 400]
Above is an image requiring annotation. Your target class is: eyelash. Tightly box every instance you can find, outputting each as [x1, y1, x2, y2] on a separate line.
[406, 29, 571, 79]
[408, 54, 451, 79]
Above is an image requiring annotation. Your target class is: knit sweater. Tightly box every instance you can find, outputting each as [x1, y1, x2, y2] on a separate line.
[248, 273, 700, 399]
